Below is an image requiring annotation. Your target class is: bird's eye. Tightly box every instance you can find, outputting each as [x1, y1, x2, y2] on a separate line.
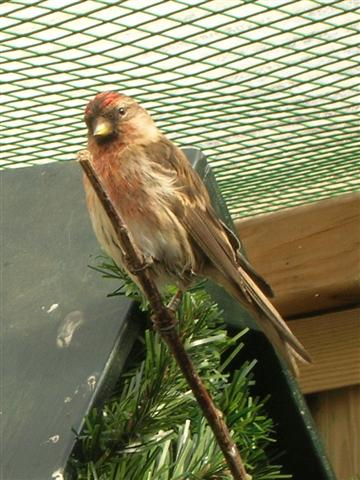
[118, 107, 126, 115]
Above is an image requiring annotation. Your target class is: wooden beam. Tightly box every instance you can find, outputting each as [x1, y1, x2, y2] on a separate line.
[308, 385, 360, 480]
[235, 193, 360, 317]
[289, 308, 360, 394]
[235, 194, 360, 479]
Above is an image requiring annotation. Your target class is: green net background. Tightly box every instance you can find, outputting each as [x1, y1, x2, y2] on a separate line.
[1, 0, 359, 218]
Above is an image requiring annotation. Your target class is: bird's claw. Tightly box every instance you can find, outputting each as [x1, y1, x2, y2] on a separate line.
[167, 290, 183, 313]
[126, 256, 153, 274]
[151, 311, 178, 332]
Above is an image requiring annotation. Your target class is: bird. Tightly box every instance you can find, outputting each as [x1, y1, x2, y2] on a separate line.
[82, 91, 311, 373]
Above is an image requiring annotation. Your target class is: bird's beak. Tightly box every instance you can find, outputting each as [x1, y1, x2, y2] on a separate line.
[93, 117, 113, 137]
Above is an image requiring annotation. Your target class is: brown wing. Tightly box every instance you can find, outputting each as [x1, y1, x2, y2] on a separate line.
[219, 219, 274, 297]
[145, 137, 273, 296]
[144, 137, 246, 281]
[143, 137, 311, 367]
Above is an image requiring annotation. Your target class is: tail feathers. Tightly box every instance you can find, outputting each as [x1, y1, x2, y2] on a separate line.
[236, 268, 311, 375]
[237, 255, 274, 298]
[240, 268, 311, 363]
[206, 266, 311, 376]
[253, 312, 300, 376]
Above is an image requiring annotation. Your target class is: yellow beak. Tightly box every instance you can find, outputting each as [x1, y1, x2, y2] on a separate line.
[93, 117, 113, 137]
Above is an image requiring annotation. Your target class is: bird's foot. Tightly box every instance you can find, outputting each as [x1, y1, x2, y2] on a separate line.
[151, 311, 178, 333]
[126, 256, 153, 275]
[167, 290, 183, 313]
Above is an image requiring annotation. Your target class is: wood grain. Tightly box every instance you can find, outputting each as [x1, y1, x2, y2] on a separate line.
[308, 385, 360, 480]
[289, 308, 360, 394]
[235, 194, 360, 477]
[235, 193, 360, 317]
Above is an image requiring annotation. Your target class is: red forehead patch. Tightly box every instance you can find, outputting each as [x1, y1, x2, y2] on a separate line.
[85, 91, 123, 115]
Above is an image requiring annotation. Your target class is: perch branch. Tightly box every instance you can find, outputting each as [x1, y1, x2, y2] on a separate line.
[78, 150, 250, 480]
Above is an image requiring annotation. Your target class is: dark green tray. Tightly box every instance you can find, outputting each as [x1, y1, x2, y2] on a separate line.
[1, 151, 334, 479]
[186, 147, 335, 480]
[1, 161, 140, 480]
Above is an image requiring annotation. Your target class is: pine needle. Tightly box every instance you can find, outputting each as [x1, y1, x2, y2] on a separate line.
[71, 261, 291, 480]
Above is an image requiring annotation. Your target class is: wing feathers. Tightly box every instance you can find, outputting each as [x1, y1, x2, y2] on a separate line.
[144, 138, 311, 370]
[183, 203, 311, 368]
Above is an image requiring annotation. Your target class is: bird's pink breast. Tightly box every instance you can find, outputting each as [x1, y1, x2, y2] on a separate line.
[85, 144, 197, 290]
[90, 143, 157, 225]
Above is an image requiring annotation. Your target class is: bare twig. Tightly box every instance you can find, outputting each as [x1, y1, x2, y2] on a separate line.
[78, 150, 250, 480]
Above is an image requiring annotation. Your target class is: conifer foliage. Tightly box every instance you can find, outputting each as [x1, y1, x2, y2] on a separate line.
[72, 260, 290, 479]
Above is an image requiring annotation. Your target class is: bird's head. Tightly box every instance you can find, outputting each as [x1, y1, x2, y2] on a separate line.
[84, 91, 159, 145]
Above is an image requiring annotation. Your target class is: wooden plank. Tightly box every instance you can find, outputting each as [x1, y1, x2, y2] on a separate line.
[308, 385, 360, 480]
[289, 308, 360, 394]
[235, 193, 360, 317]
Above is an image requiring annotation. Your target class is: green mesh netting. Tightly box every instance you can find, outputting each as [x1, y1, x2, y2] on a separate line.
[1, 0, 359, 217]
